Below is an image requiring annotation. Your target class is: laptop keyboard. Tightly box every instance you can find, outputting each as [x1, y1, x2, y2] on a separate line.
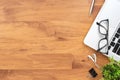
[108, 28, 120, 55]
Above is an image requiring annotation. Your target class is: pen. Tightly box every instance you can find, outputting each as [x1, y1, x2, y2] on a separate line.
[89, 0, 95, 15]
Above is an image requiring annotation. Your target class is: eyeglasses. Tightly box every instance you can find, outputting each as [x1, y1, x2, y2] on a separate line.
[96, 19, 109, 54]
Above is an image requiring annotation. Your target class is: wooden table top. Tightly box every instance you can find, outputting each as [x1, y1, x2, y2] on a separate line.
[0, 0, 109, 80]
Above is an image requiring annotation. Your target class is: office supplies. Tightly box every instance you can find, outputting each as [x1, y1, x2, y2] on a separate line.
[88, 54, 100, 68]
[89, 68, 98, 78]
[84, 0, 120, 61]
[89, 0, 95, 15]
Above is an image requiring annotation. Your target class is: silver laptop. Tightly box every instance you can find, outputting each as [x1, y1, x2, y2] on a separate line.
[84, 0, 120, 61]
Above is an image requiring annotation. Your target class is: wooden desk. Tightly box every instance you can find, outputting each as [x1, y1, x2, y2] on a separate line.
[0, 0, 109, 80]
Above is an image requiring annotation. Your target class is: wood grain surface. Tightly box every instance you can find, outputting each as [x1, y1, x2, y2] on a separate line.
[0, 0, 109, 80]
[0, 54, 73, 69]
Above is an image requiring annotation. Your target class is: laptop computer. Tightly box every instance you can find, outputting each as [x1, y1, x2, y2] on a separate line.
[84, 0, 120, 61]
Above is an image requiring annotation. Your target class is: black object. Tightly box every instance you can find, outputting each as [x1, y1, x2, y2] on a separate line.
[89, 68, 98, 78]
[108, 46, 111, 50]
[117, 48, 120, 55]
[115, 33, 120, 38]
[112, 37, 116, 41]
[96, 19, 109, 54]
[117, 28, 120, 33]
[118, 39, 120, 43]
[112, 43, 120, 53]
[110, 42, 115, 47]
[108, 26, 120, 55]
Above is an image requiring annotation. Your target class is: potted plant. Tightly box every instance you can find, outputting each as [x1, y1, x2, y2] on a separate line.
[101, 58, 120, 80]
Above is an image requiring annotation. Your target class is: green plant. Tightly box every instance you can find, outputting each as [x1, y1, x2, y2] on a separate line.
[102, 58, 120, 80]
